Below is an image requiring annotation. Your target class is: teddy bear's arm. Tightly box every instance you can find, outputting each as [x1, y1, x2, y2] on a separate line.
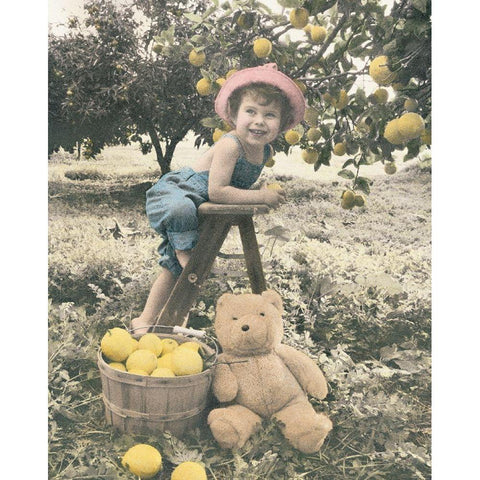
[276, 344, 328, 400]
[212, 361, 238, 403]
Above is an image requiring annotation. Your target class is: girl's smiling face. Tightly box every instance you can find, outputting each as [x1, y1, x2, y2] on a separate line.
[231, 92, 282, 147]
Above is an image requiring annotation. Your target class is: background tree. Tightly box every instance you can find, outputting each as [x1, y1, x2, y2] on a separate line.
[49, 0, 431, 197]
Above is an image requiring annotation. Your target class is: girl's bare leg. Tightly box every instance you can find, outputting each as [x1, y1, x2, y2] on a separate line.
[175, 249, 191, 269]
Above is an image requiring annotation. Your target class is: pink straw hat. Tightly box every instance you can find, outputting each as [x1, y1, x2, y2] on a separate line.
[215, 63, 306, 131]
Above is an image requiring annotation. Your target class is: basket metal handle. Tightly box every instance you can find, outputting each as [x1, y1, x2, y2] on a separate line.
[173, 326, 206, 338]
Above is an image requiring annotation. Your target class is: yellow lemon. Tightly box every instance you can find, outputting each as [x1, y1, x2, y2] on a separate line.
[216, 77, 226, 88]
[188, 49, 206, 67]
[307, 127, 322, 142]
[354, 194, 366, 207]
[404, 98, 418, 112]
[304, 106, 319, 126]
[128, 368, 149, 376]
[172, 348, 203, 376]
[285, 130, 301, 145]
[151, 367, 175, 377]
[265, 157, 275, 167]
[397, 112, 425, 141]
[333, 142, 346, 156]
[289, 8, 309, 29]
[160, 338, 179, 354]
[310, 25, 327, 43]
[392, 81, 406, 91]
[196, 78, 212, 96]
[108, 362, 126, 372]
[178, 341, 201, 352]
[322, 92, 334, 105]
[126, 349, 158, 375]
[294, 80, 307, 94]
[253, 38, 272, 58]
[101, 328, 133, 362]
[171, 461, 207, 480]
[369, 55, 397, 85]
[420, 128, 431, 145]
[130, 337, 139, 352]
[266, 183, 283, 191]
[373, 88, 389, 104]
[138, 333, 163, 357]
[383, 119, 405, 145]
[213, 128, 226, 143]
[341, 190, 355, 210]
[157, 352, 174, 370]
[384, 162, 397, 175]
[301, 148, 319, 164]
[122, 444, 162, 479]
[226, 68, 238, 79]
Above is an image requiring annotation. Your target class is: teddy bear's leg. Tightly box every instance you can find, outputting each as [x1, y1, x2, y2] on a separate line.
[208, 404, 262, 450]
[273, 401, 333, 454]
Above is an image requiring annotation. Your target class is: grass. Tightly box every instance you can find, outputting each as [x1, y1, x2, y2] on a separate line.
[48, 144, 431, 479]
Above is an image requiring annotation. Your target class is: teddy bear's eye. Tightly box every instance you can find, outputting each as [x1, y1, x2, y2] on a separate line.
[232, 316, 238, 320]
[259, 312, 265, 316]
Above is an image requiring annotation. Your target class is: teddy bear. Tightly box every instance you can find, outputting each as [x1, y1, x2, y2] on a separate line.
[207, 290, 333, 454]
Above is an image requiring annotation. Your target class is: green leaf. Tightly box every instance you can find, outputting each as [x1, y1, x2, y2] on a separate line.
[277, 0, 303, 8]
[355, 176, 372, 194]
[184, 12, 203, 24]
[342, 158, 355, 169]
[200, 117, 219, 128]
[338, 169, 355, 179]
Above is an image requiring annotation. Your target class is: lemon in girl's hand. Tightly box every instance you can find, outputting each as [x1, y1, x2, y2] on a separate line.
[171, 461, 207, 480]
[122, 444, 162, 479]
[126, 349, 158, 374]
[138, 333, 163, 357]
[172, 348, 203, 376]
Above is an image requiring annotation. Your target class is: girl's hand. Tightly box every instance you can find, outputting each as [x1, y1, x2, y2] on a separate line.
[261, 183, 286, 207]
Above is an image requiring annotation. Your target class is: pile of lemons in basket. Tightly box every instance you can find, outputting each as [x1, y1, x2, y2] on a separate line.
[100, 327, 204, 377]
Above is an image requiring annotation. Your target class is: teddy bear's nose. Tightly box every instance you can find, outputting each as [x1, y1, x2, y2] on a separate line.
[241, 324, 250, 332]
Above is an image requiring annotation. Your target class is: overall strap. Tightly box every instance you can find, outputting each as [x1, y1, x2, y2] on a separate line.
[222, 133, 245, 156]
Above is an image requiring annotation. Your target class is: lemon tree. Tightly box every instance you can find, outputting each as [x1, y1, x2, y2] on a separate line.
[49, 0, 430, 197]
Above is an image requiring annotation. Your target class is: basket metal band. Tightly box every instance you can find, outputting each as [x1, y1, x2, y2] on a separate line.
[102, 394, 207, 421]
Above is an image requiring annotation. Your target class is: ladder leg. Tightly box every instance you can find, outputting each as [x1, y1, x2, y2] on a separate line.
[155, 216, 232, 326]
[237, 216, 266, 294]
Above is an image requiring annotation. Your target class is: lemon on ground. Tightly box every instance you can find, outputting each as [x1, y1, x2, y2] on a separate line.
[122, 444, 162, 479]
[307, 127, 322, 142]
[138, 333, 163, 357]
[101, 328, 134, 362]
[304, 106, 319, 126]
[196, 78, 212, 96]
[266, 183, 282, 191]
[302, 148, 319, 164]
[333, 142, 346, 156]
[172, 348, 203, 376]
[151, 367, 175, 377]
[152, 43, 163, 54]
[384, 162, 397, 175]
[397, 112, 425, 141]
[126, 349, 158, 374]
[354, 194, 366, 207]
[285, 130, 301, 145]
[383, 119, 405, 145]
[157, 352, 174, 370]
[188, 49, 206, 67]
[160, 338, 179, 354]
[178, 341, 201, 352]
[253, 38, 272, 58]
[213, 128, 226, 143]
[369, 55, 397, 85]
[373, 88, 389, 104]
[171, 461, 207, 480]
[341, 190, 355, 210]
[109, 362, 126, 371]
[310, 25, 327, 43]
[404, 98, 418, 112]
[289, 8, 309, 29]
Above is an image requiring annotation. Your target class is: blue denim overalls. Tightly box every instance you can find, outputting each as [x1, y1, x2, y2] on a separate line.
[146, 133, 271, 276]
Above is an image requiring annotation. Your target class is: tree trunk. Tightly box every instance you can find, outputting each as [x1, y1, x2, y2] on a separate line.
[148, 126, 170, 175]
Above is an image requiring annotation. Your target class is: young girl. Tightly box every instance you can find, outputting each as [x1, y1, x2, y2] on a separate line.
[132, 63, 306, 333]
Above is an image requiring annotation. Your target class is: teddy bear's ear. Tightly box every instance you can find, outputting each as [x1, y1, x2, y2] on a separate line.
[217, 293, 234, 308]
[261, 290, 283, 314]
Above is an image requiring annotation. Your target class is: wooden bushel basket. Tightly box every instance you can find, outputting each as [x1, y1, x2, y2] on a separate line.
[97, 326, 218, 437]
